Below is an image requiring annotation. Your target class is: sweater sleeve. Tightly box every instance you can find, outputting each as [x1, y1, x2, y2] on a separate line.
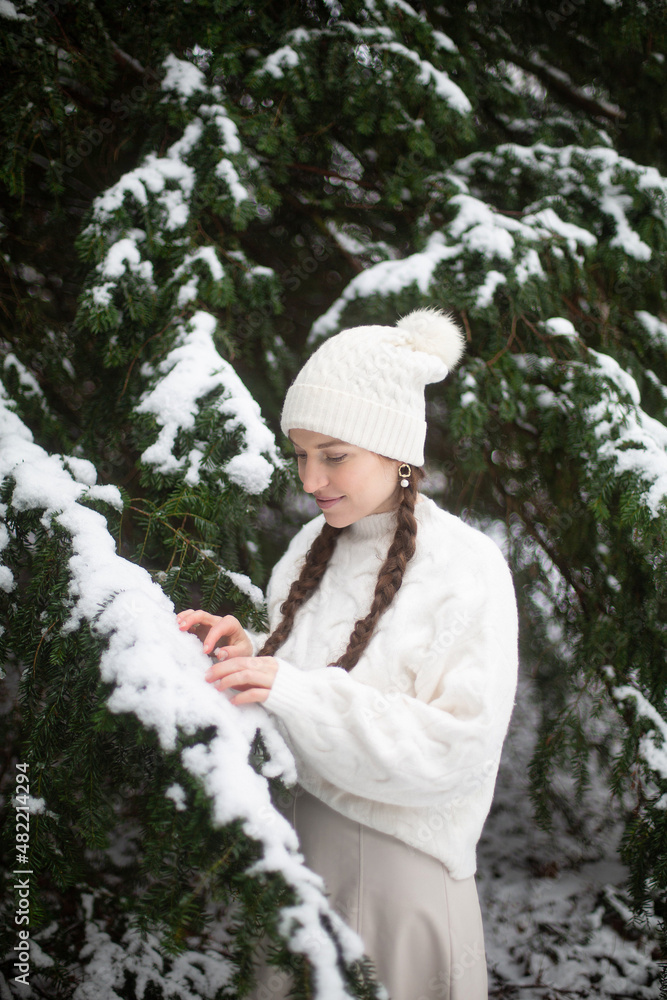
[245, 628, 268, 656]
[262, 542, 519, 809]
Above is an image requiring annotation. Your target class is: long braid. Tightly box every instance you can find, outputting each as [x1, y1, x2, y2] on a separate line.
[333, 468, 423, 672]
[258, 522, 342, 657]
[260, 469, 424, 668]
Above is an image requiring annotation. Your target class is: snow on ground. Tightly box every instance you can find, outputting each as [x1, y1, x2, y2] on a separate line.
[478, 677, 662, 999]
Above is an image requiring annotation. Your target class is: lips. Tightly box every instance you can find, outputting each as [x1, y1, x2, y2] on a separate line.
[315, 496, 344, 509]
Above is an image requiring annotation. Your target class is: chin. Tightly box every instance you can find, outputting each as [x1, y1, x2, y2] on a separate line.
[323, 508, 356, 528]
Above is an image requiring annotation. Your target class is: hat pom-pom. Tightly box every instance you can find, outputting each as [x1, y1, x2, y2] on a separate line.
[395, 307, 466, 370]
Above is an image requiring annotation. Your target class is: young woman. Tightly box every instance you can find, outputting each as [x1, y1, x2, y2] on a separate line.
[177, 308, 519, 1000]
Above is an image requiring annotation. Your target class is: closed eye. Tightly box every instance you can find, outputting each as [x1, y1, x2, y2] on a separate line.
[293, 453, 347, 463]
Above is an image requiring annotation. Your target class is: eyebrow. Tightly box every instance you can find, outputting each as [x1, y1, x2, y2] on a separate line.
[288, 434, 346, 449]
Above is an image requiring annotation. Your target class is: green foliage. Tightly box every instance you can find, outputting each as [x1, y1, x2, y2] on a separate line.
[1, 0, 667, 993]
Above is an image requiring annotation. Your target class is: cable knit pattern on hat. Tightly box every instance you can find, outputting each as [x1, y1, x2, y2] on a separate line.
[252, 497, 519, 880]
[280, 309, 466, 464]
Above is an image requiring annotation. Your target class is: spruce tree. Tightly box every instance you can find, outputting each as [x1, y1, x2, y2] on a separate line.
[1, 0, 666, 997]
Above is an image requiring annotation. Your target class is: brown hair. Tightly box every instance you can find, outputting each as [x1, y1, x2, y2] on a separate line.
[258, 468, 424, 671]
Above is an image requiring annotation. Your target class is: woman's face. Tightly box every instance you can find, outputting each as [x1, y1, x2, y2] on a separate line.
[289, 428, 401, 527]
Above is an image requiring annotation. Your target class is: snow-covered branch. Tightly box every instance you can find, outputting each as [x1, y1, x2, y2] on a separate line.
[136, 310, 284, 494]
[0, 380, 368, 998]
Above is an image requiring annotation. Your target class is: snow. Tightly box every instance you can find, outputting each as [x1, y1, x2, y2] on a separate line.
[199, 104, 242, 154]
[514, 248, 544, 285]
[600, 189, 652, 260]
[310, 153, 642, 333]
[0, 563, 15, 592]
[83, 69, 253, 312]
[74, 909, 235, 1000]
[260, 44, 300, 79]
[177, 277, 198, 307]
[223, 452, 274, 493]
[614, 684, 667, 781]
[475, 269, 506, 308]
[171, 246, 226, 306]
[62, 456, 99, 487]
[326, 220, 370, 255]
[92, 283, 114, 307]
[3, 353, 44, 398]
[521, 207, 598, 252]
[310, 167, 621, 339]
[533, 58, 622, 120]
[183, 246, 224, 282]
[161, 53, 206, 100]
[447, 193, 523, 259]
[0, 0, 27, 19]
[479, 676, 662, 998]
[585, 350, 667, 518]
[199, 550, 266, 609]
[99, 237, 154, 284]
[514, 340, 667, 519]
[636, 310, 667, 348]
[2, 363, 666, 994]
[308, 231, 460, 341]
[215, 157, 249, 205]
[588, 347, 641, 407]
[518, 343, 667, 520]
[384, 0, 419, 16]
[0, 387, 371, 998]
[93, 141, 197, 232]
[135, 310, 282, 494]
[542, 317, 578, 338]
[165, 783, 187, 810]
[452, 143, 666, 268]
[432, 29, 458, 52]
[376, 41, 471, 114]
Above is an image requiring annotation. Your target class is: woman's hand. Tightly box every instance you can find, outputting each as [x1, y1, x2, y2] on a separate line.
[176, 609, 253, 659]
[204, 656, 279, 705]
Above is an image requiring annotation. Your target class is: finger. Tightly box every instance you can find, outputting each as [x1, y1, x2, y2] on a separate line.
[202, 627, 232, 654]
[206, 662, 270, 691]
[177, 609, 212, 630]
[201, 615, 239, 654]
[229, 688, 269, 706]
[205, 660, 252, 685]
[177, 608, 205, 622]
[214, 643, 246, 661]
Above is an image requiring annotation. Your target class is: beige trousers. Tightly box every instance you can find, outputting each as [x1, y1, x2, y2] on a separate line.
[249, 786, 488, 1000]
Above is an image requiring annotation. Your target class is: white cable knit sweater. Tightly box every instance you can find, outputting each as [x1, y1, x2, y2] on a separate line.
[255, 495, 519, 880]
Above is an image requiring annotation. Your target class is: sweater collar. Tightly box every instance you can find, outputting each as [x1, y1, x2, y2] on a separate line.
[345, 494, 430, 542]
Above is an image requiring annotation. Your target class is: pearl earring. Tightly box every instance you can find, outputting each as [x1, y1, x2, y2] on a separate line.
[398, 463, 411, 488]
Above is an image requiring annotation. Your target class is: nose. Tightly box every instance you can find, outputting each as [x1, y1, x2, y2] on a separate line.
[299, 459, 329, 495]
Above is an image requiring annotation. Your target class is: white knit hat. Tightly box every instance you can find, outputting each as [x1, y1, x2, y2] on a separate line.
[280, 308, 466, 465]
